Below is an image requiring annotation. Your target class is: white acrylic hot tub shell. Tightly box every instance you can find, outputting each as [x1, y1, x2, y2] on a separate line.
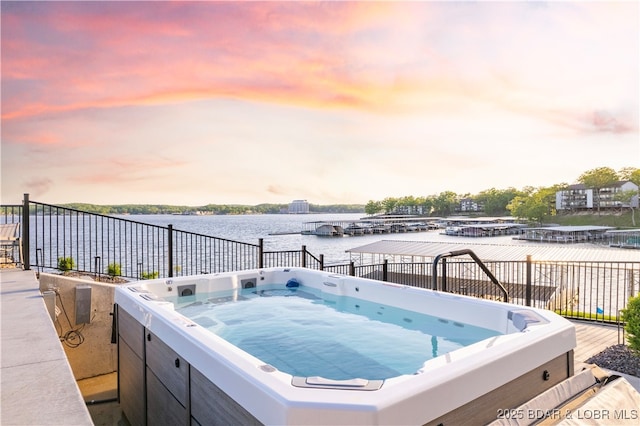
[115, 267, 576, 425]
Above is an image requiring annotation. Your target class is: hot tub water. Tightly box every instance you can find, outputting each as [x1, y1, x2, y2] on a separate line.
[172, 285, 501, 380]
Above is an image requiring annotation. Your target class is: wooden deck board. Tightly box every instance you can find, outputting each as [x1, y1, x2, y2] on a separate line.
[572, 320, 624, 366]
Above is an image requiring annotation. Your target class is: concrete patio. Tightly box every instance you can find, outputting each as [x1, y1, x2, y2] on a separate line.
[1, 268, 93, 425]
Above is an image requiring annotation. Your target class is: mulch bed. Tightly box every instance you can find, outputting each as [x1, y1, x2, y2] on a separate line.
[59, 271, 129, 284]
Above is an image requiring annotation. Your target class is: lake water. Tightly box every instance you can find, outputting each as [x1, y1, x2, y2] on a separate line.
[119, 213, 525, 265]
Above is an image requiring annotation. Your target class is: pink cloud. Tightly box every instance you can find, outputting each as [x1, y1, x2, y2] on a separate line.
[2, 1, 637, 145]
[25, 178, 53, 198]
[2, 1, 439, 122]
[591, 110, 634, 134]
[7, 131, 61, 146]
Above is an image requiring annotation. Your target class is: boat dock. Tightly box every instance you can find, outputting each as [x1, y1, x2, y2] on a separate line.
[302, 217, 440, 237]
[443, 223, 527, 237]
[515, 226, 616, 244]
[606, 229, 640, 249]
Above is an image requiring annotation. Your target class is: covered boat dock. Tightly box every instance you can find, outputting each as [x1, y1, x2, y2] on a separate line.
[606, 229, 640, 249]
[517, 226, 615, 243]
[444, 223, 526, 237]
[346, 239, 640, 265]
[302, 217, 439, 237]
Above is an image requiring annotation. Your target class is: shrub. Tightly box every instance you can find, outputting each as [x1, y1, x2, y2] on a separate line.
[622, 295, 640, 353]
[57, 257, 75, 272]
[140, 271, 159, 280]
[106, 262, 122, 277]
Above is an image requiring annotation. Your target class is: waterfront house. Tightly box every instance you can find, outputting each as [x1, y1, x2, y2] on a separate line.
[458, 198, 483, 213]
[556, 181, 639, 211]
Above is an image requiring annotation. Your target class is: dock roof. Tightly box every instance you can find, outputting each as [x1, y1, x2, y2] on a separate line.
[526, 225, 614, 232]
[455, 223, 525, 229]
[346, 240, 640, 262]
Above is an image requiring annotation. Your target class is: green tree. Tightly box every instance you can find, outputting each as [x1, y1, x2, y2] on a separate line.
[381, 197, 398, 214]
[506, 195, 527, 220]
[578, 167, 619, 215]
[432, 191, 459, 216]
[616, 167, 640, 226]
[475, 187, 521, 216]
[506, 186, 557, 224]
[415, 196, 433, 216]
[365, 200, 383, 215]
[618, 167, 640, 182]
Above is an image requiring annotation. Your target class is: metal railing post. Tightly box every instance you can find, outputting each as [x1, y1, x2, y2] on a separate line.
[22, 193, 30, 270]
[526, 255, 532, 306]
[94, 256, 101, 277]
[442, 258, 447, 292]
[168, 224, 174, 278]
[431, 256, 440, 290]
[349, 261, 355, 276]
[319, 254, 324, 270]
[258, 238, 264, 269]
[383, 259, 388, 282]
[301, 245, 307, 268]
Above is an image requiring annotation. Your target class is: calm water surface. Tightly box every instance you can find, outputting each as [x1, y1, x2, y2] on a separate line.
[120, 213, 528, 264]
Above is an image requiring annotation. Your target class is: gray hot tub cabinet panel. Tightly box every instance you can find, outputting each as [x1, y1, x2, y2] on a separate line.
[117, 307, 146, 426]
[190, 366, 262, 426]
[117, 304, 262, 426]
[118, 304, 144, 357]
[146, 367, 188, 425]
[145, 330, 189, 407]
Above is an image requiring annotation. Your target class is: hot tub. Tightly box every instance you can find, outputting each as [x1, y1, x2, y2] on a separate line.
[115, 267, 576, 425]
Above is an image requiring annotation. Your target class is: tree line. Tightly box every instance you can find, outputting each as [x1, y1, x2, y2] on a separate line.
[58, 166, 638, 223]
[59, 202, 365, 216]
[365, 166, 640, 224]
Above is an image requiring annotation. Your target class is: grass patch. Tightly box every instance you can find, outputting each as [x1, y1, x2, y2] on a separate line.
[547, 211, 637, 228]
[554, 309, 620, 322]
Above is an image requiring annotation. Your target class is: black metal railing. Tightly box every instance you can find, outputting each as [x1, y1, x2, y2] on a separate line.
[3, 194, 639, 324]
[29, 200, 166, 278]
[171, 228, 261, 276]
[0, 204, 23, 267]
[0, 204, 22, 224]
[347, 258, 639, 323]
[24, 197, 263, 279]
[432, 249, 509, 302]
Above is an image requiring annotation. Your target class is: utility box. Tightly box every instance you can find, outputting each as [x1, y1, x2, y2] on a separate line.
[75, 284, 92, 324]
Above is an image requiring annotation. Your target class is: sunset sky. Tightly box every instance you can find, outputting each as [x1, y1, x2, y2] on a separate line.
[1, 1, 638, 206]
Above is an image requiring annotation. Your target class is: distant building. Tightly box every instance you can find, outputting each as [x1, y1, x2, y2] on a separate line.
[556, 181, 639, 211]
[288, 200, 310, 214]
[393, 205, 422, 215]
[556, 184, 592, 210]
[458, 198, 483, 213]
